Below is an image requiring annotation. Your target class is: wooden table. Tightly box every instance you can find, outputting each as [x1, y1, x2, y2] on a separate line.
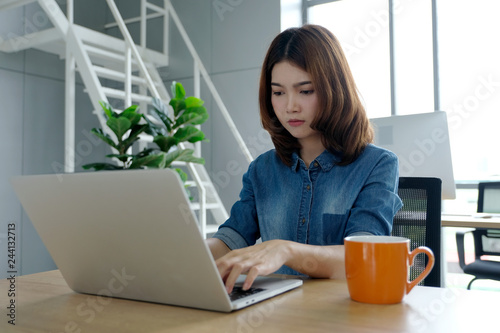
[441, 214, 500, 229]
[1, 270, 497, 332]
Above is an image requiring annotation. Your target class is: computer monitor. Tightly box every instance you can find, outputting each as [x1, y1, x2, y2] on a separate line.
[370, 111, 456, 200]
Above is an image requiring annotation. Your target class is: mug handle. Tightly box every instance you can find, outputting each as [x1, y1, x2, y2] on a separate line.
[406, 246, 435, 293]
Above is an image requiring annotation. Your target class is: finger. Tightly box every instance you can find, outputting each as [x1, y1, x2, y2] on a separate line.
[242, 266, 260, 291]
[215, 253, 239, 280]
[216, 259, 230, 281]
[224, 262, 247, 294]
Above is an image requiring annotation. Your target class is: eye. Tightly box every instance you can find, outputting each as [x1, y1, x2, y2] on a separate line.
[272, 91, 284, 96]
[301, 90, 314, 95]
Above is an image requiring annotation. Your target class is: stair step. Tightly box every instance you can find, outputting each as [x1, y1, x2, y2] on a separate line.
[170, 159, 198, 168]
[93, 66, 148, 85]
[190, 202, 223, 211]
[185, 180, 214, 188]
[84, 44, 139, 66]
[137, 133, 154, 143]
[0, 0, 37, 11]
[74, 25, 168, 67]
[93, 66, 165, 91]
[102, 87, 152, 103]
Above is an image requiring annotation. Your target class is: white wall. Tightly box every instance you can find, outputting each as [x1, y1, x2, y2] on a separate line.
[0, 0, 280, 277]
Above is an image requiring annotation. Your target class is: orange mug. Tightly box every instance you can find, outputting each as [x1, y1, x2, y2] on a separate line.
[344, 235, 434, 304]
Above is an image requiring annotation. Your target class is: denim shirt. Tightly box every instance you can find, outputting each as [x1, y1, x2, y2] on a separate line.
[213, 144, 403, 275]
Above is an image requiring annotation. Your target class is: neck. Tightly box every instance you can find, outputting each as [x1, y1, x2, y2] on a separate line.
[299, 138, 325, 168]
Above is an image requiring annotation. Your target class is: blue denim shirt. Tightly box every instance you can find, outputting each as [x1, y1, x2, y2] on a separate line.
[213, 144, 403, 275]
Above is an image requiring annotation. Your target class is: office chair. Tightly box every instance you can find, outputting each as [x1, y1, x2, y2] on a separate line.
[392, 177, 442, 287]
[456, 182, 500, 289]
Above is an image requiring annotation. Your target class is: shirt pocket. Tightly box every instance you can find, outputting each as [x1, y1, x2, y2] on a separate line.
[322, 212, 350, 245]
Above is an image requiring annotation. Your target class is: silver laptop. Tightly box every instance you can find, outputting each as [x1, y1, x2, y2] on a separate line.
[10, 169, 302, 312]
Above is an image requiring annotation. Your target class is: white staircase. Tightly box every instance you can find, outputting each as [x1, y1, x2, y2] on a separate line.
[0, 0, 254, 237]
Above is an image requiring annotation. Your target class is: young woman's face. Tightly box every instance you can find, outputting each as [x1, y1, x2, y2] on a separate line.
[270, 61, 322, 146]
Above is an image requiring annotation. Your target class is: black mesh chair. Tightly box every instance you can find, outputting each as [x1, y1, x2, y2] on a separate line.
[392, 177, 442, 287]
[456, 182, 500, 289]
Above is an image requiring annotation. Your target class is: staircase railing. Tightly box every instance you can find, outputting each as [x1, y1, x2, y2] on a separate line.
[163, 0, 254, 163]
[106, 0, 160, 100]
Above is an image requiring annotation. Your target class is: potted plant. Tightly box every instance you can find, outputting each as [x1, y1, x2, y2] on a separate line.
[82, 82, 208, 182]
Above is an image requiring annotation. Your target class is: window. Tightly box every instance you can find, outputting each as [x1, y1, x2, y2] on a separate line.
[391, 0, 434, 116]
[302, 0, 500, 183]
[437, 0, 500, 181]
[308, 0, 391, 118]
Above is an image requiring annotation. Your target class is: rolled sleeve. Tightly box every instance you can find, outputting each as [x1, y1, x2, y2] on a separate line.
[347, 231, 374, 237]
[212, 227, 249, 250]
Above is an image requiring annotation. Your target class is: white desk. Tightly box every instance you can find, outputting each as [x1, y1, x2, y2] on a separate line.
[441, 214, 500, 229]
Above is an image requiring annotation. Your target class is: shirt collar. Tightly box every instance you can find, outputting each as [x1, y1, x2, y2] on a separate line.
[290, 149, 342, 172]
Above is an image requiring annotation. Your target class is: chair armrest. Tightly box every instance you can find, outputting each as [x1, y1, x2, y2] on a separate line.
[456, 229, 474, 269]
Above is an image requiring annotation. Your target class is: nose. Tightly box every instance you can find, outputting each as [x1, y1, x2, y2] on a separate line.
[286, 93, 298, 113]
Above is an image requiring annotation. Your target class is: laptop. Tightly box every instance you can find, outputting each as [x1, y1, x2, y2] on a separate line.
[10, 169, 302, 312]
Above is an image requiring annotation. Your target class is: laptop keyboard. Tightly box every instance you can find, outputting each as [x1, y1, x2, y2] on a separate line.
[229, 286, 266, 301]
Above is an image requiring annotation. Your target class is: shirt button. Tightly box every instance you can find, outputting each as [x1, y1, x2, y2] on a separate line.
[306, 185, 311, 191]
[302, 218, 306, 224]
[313, 162, 319, 167]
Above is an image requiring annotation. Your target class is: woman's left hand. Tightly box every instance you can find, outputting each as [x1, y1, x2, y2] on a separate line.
[215, 239, 292, 293]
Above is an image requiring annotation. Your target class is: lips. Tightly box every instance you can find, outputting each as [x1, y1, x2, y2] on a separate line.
[288, 119, 305, 127]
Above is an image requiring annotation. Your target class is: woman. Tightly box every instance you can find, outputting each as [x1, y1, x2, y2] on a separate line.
[207, 24, 402, 293]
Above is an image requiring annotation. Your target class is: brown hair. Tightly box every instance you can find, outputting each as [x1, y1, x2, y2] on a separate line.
[259, 24, 373, 166]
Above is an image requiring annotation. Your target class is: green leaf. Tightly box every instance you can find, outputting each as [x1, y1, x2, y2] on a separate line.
[99, 101, 115, 119]
[106, 153, 132, 158]
[105, 153, 131, 163]
[121, 105, 142, 126]
[152, 97, 168, 115]
[82, 162, 123, 171]
[185, 96, 204, 108]
[171, 81, 186, 99]
[152, 97, 173, 131]
[174, 168, 188, 182]
[122, 104, 139, 113]
[122, 124, 148, 151]
[175, 150, 205, 164]
[174, 168, 192, 200]
[143, 114, 165, 137]
[173, 106, 209, 128]
[91, 128, 118, 149]
[163, 148, 205, 168]
[152, 105, 173, 133]
[129, 123, 149, 138]
[134, 148, 158, 159]
[173, 126, 205, 143]
[107, 117, 132, 140]
[129, 153, 166, 169]
[169, 98, 186, 117]
[153, 135, 179, 152]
